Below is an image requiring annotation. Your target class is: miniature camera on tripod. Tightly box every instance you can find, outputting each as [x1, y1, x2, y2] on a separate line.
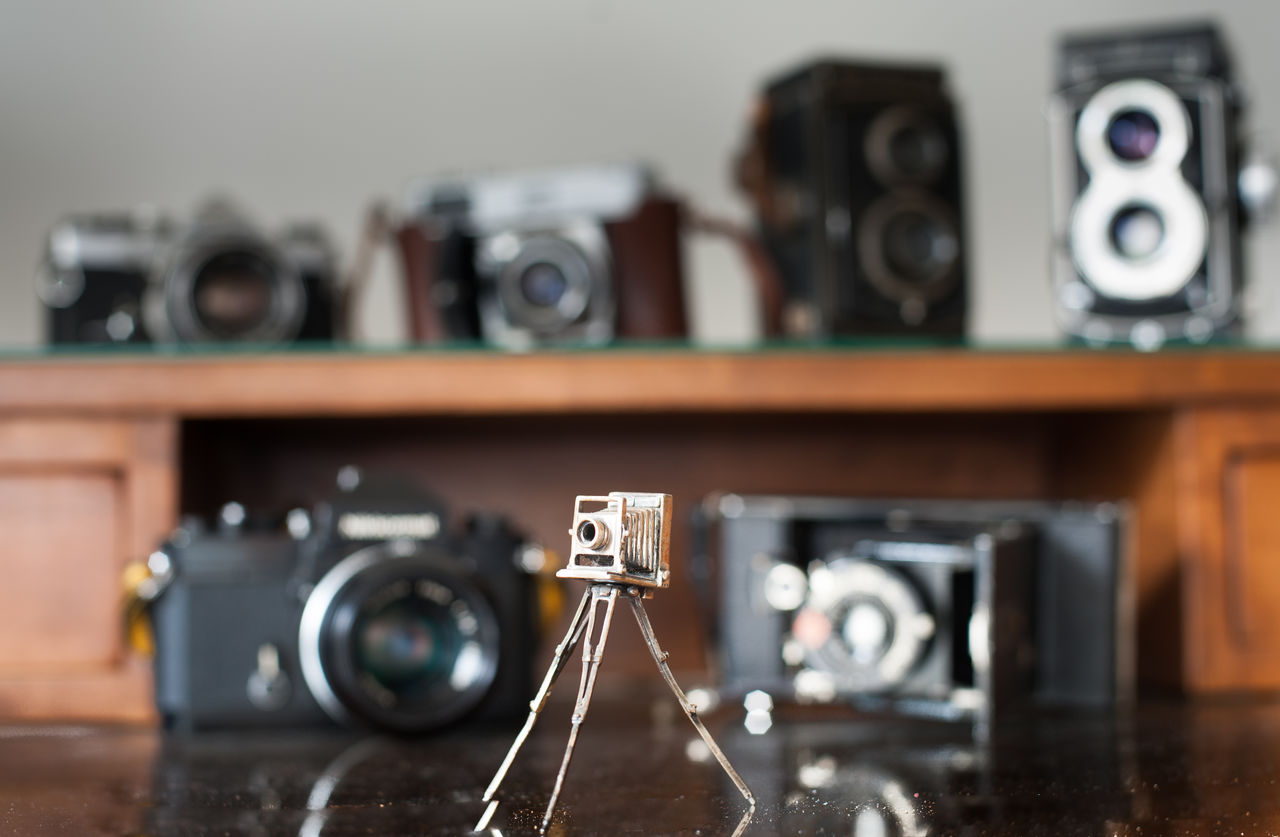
[558, 492, 672, 591]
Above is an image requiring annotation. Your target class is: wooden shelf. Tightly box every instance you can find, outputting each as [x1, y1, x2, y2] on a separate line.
[5, 347, 1280, 416]
[8, 347, 1280, 721]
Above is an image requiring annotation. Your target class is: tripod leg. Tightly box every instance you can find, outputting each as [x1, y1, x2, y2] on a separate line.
[629, 596, 756, 809]
[540, 584, 620, 834]
[473, 587, 594, 832]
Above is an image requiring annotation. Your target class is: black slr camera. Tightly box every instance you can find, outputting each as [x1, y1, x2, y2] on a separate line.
[1048, 23, 1247, 348]
[703, 496, 1131, 731]
[738, 59, 967, 338]
[397, 163, 688, 349]
[149, 471, 537, 733]
[39, 200, 341, 345]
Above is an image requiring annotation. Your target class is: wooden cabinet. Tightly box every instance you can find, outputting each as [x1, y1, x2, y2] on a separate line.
[0, 417, 175, 721]
[4, 348, 1280, 720]
[1171, 407, 1280, 691]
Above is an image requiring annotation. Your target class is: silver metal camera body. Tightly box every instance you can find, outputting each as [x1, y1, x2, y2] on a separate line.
[558, 492, 672, 591]
[409, 164, 654, 350]
[40, 200, 339, 346]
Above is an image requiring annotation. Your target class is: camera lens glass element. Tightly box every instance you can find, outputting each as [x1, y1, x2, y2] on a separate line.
[355, 598, 455, 692]
[841, 599, 893, 665]
[1106, 109, 1161, 162]
[191, 250, 276, 338]
[1109, 205, 1166, 261]
[887, 122, 948, 181]
[518, 262, 570, 308]
[881, 210, 959, 284]
[303, 545, 501, 733]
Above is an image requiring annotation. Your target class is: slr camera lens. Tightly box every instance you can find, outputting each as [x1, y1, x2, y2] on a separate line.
[190, 249, 277, 338]
[165, 233, 308, 344]
[355, 597, 459, 692]
[300, 542, 502, 733]
[1106, 109, 1161, 162]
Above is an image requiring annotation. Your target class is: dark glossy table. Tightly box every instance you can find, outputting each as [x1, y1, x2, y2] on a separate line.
[4, 687, 1279, 836]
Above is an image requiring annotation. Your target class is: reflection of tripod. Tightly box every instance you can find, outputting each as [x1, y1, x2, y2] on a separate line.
[475, 582, 755, 835]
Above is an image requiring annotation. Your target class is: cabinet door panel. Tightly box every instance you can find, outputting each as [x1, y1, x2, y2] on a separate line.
[0, 418, 175, 721]
[1221, 453, 1280, 685]
[0, 472, 121, 669]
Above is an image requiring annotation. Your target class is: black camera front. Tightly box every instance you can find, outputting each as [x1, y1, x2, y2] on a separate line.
[739, 59, 968, 338]
[149, 472, 537, 733]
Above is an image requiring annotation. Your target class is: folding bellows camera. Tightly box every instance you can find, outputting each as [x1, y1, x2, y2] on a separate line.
[704, 495, 1132, 730]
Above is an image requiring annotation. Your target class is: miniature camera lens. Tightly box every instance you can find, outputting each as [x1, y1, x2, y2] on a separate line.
[191, 250, 276, 337]
[887, 122, 947, 180]
[1109, 205, 1165, 260]
[518, 262, 569, 308]
[1107, 109, 1161, 162]
[881, 210, 959, 283]
[576, 518, 608, 549]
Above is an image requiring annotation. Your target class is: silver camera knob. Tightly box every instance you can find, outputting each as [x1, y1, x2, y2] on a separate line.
[246, 643, 292, 712]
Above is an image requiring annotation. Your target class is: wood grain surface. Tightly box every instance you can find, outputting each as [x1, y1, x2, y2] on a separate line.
[3, 348, 1280, 416]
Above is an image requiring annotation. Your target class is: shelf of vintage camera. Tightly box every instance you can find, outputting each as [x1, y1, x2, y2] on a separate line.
[9, 341, 1280, 415]
[8, 337, 1280, 726]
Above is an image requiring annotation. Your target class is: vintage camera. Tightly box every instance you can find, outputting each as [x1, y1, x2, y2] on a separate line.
[704, 496, 1131, 730]
[1048, 23, 1247, 348]
[738, 59, 967, 338]
[39, 200, 341, 345]
[399, 163, 688, 349]
[148, 470, 538, 733]
[558, 492, 672, 591]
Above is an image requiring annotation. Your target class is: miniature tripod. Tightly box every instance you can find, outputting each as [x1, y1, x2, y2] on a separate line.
[474, 580, 755, 835]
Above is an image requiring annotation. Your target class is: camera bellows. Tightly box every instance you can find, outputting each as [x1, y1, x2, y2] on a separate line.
[623, 506, 660, 575]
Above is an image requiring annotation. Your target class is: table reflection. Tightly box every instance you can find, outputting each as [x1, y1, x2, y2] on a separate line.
[7, 695, 1280, 835]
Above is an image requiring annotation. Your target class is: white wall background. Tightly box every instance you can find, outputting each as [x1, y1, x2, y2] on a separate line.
[2, 0, 1279, 347]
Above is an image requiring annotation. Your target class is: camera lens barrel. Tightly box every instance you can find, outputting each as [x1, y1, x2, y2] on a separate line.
[298, 542, 501, 733]
[161, 231, 308, 344]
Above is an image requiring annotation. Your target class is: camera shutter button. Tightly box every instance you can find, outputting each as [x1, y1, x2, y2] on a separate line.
[247, 643, 292, 712]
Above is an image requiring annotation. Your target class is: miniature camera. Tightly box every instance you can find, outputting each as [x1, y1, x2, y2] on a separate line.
[148, 470, 538, 733]
[558, 492, 672, 590]
[40, 198, 341, 346]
